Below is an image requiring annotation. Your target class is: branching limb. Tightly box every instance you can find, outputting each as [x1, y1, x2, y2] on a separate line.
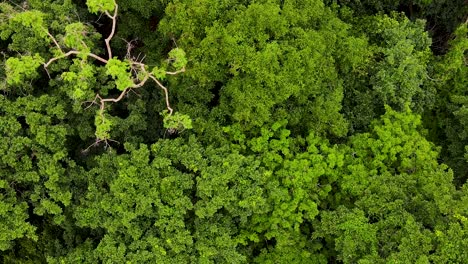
[132, 63, 149, 88]
[166, 67, 186, 75]
[122, 38, 138, 59]
[149, 75, 173, 115]
[43, 50, 108, 68]
[95, 70, 148, 115]
[104, 2, 118, 60]
[100, 88, 129, 104]
[82, 94, 101, 110]
[82, 137, 120, 153]
[43, 50, 79, 68]
[44, 29, 63, 53]
[133, 74, 149, 88]
[128, 88, 142, 97]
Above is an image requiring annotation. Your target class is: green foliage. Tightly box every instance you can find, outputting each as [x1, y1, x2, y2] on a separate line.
[316, 106, 461, 262]
[342, 13, 433, 132]
[427, 23, 468, 184]
[168, 48, 187, 70]
[95, 112, 113, 140]
[5, 54, 44, 86]
[61, 59, 97, 100]
[151, 66, 166, 80]
[1, 0, 468, 263]
[0, 188, 37, 251]
[0, 6, 52, 53]
[370, 15, 432, 111]
[160, 0, 354, 136]
[105, 58, 134, 91]
[316, 207, 378, 263]
[8, 10, 47, 39]
[64, 23, 91, 52]
[0, 94, 70, 254]
[162, 111, 193, 131]
[432, 214, 468, 263]
[86, 0, 116, 14]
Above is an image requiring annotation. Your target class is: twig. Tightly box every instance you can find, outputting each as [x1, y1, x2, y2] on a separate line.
[8, 0, 26, 11]
[122, 38, 137, 59]
[82, 138, 120, 153]
[132, 64, 149, 88]
[44, 67, 51, 79]
[128, 88, 142, 97]
[133, 74, 149, 88]
[82, 94, 101, 110]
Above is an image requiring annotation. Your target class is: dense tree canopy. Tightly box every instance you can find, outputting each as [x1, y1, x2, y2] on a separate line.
[0, 0, 467, 263]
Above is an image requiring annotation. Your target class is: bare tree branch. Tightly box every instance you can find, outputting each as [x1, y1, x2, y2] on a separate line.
[104, 2, 118, 60]
[44, 29, 63, 53]
[43, 50, 108, 68]
[149, 75, 173, 115]
[166, 67, 186, 75]
[82, 137, 120, 152]
[100, 88, 129, 104]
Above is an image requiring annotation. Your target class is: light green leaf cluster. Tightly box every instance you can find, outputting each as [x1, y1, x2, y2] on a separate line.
[95, 113, 113, 140]
[5, 54, 44, 86]
[0, 3, 17, 39]
[168, 48, 187, 70]
[162, 111, 193, 130]
[106, 58, 134, 91]
[315, 106, 460, 262]
[9, 10, 47, 39]
[431, 213, 468, 262]
[64, 22, 90, 52]
[69, 142, 197, 262]
[0, 6, 55, 54]
[217, 121, 345, 260]
[86, 0, 116, 14]
[316, 207, 378, 263]
[61, 60, 96, 100]
[151, 66, 166, 80]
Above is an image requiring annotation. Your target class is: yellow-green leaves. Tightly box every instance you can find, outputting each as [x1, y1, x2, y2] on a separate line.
[95, 113, 113, 140]
[64, 23, 90, 52]
[86, 0, 116, 14]
[61, 60, 96, 100]
[106, 58, 134, 91]
[160, 0, 351, 134]
[9, 10, 47, 39]
[5, 54, 44, 86]
[168, 48, 187, 70]
[151, 66, 166, 80]
[162, 111, 193, 131]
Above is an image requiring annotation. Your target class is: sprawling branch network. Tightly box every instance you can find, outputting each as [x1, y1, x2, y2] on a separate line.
[38, 0, 187, 146]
